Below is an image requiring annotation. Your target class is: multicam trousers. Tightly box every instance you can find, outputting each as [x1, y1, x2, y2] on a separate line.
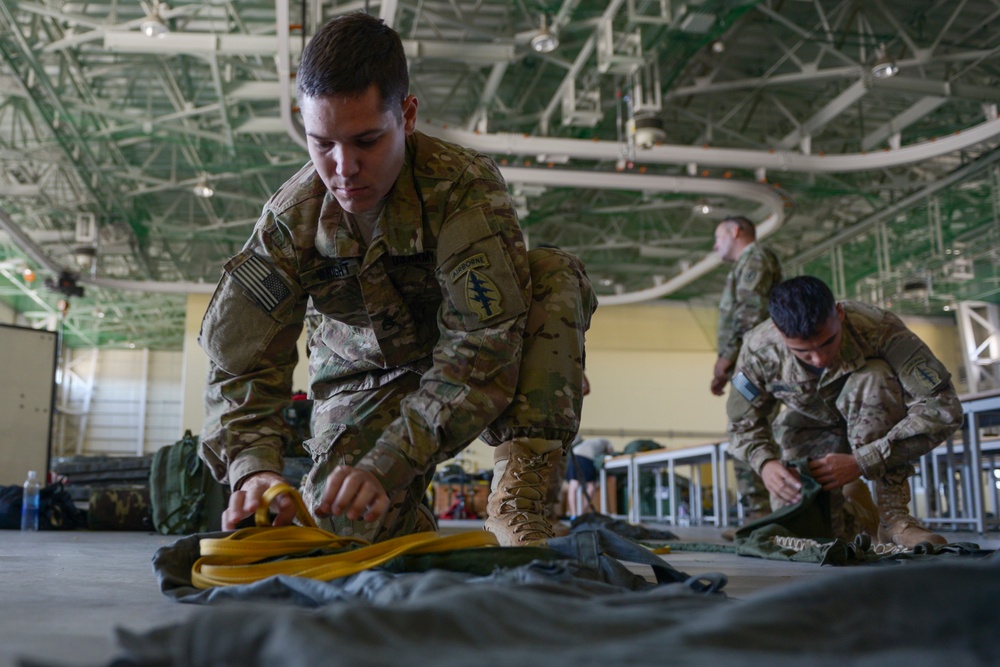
[770, 360, 916, 540]
[300, 248, 595, 541]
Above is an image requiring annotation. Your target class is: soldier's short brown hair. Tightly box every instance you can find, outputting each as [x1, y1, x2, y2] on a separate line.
[721, 216, 756, 240]
[296, 12, 409, 114]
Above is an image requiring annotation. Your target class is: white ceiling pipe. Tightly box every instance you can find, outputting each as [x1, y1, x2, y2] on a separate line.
[500, 168, 787, 305]
[276, 0, 308, 151]
[103, 30, 515, 63]
[83, 277, 216, 294]
[419, 117, 1000, 174]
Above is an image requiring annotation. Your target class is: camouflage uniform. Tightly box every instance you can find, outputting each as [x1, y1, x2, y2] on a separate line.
[717, 242, 782, 366]
[717, 242, 782, 518]
[727, 301, 963, 540]
[199, 131, 595, 542]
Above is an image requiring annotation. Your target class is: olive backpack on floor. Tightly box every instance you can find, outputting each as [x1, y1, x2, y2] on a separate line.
[149, 430, 228, 535]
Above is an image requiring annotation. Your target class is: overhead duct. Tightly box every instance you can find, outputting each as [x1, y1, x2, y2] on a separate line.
[499, 167, 788, 305]
[418, 117, 1000, 174]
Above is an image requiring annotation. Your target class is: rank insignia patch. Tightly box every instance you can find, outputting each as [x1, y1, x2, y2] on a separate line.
[231, 255, 291, 313]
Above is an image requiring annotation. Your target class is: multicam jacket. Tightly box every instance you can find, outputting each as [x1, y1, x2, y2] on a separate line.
[199, 131, 531, 494]
[716, 242, 782, 363]
[727, 301, 962, 480]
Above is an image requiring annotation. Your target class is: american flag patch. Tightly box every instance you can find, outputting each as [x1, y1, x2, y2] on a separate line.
[732, 372, 760, 402]
[231, 255, 291, 312]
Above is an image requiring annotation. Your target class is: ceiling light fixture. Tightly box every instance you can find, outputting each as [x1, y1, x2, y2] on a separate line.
[693, 200, 713, 215]
[192, 176, 214, 198]
[530, 14, 559, 54]
[73, 245, 97, 273]
[871, 43, 899, 79]
[140, 3, 169, 38]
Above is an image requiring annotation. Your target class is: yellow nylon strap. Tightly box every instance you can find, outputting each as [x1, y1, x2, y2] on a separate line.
[256, 482, 318, 528]
[191, 486, 499, 589]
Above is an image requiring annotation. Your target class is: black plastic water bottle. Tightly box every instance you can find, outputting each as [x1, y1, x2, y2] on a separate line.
[21, 470, 40, 532]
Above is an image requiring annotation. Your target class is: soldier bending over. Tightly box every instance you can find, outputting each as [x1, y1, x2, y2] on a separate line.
[727, 276, 961, 547]
[198, 12, 595, 546]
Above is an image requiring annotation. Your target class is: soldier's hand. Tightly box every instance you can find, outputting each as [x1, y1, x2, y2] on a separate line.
[222, 471, 297, 530]
[761, 460, 802, 504]
[710, 357, 733, 396]
[316, 465, 390, 522]
[807, 453, 862, 491]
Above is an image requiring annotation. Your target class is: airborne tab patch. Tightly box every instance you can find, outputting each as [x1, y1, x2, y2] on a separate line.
[732, 372, 760, 402]
[450, 253, 489, 282]
[231, 255, 291, 313]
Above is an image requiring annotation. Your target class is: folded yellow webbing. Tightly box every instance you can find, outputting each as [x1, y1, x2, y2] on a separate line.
[191, 483, 499, 589]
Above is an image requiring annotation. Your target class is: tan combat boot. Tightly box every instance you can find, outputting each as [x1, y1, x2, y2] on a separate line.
[875, 477, 947, 548]
[878, 516, 947, 548]
[484, 438, 562, 546]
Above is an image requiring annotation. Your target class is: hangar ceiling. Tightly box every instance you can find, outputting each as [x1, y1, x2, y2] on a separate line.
[0, 0, 998, 349]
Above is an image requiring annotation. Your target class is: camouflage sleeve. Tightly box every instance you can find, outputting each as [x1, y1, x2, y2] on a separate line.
[726, 350, 783, 474]
[198, 217, 309, 488]
[716, 271, 737, 360]
[852, 320, 963, 478]
[719, 249, 781, 363]
[355, 158, 530, 493]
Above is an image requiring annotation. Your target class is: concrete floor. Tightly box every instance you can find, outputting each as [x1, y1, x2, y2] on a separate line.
[1, 524, 997, 667]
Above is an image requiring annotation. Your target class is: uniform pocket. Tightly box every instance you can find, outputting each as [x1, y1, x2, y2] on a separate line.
[303, 421, 348, 461]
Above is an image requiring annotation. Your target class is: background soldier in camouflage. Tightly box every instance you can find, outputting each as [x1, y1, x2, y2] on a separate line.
[198, 12, 595, 546]
[711, 216, 782, 529]
[727, 276, 962, 548]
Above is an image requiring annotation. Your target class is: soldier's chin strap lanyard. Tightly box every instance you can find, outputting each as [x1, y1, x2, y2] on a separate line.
[191, 483, 498, 589]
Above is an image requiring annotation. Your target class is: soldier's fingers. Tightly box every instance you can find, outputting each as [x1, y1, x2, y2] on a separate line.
[222, 490, 250, 531]
[781, 469, 802, 490]
[328, 468, 367, 516]
[316, 466, 352, 517]
[362, 492, 391, 522]
[271, 491, 298, 526]
[779, 474, 802, 503]
[335, 475, 374, 520]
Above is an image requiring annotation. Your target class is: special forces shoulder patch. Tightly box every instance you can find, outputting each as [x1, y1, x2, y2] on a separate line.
[741, 267, 763, 289]
[901, 355, 944, 395]
[732, 372, 761, 402]
[450, 252, 503, 321]
[230, 254, 292, 313]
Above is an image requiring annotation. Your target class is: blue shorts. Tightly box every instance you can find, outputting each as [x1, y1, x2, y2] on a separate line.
[565, 455, 597, 483]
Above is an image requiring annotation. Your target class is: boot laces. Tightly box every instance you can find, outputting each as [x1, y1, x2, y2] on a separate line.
[497, 453, 553, 537]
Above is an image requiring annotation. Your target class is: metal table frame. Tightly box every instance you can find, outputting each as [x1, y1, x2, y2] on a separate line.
[598, 442, 730, 527]
[594, 390, 1000, 535]
[944, 391, 1000, 534]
